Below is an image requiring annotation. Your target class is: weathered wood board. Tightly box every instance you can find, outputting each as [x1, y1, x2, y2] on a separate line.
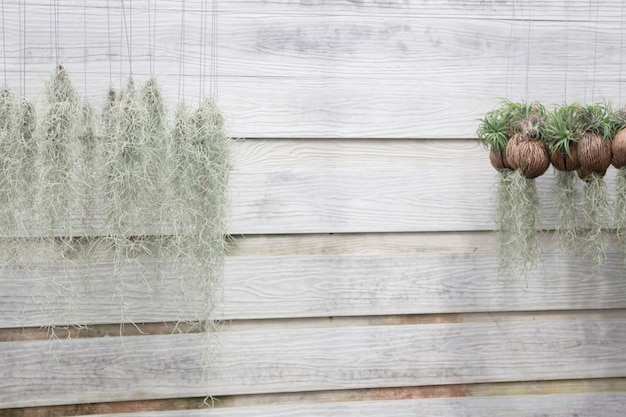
[0, 0, 623, 137]
[78, 392, 626, 417]
[2, 315, 626, 407]
[1, 233, 625, 328]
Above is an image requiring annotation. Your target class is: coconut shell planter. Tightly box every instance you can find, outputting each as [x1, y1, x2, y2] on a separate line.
[478, 101, 624, 274]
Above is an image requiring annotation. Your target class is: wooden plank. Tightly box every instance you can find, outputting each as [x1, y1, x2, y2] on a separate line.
[0, 2, 622, 137]
[6, 379, 626, 417]
[77, 393, 626, 417]
[2, 316, 626, 407]
[2, 233, 626, 328]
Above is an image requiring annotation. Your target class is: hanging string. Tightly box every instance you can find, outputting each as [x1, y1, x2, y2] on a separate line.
[121, 0, 133, 80]
[618, 1, 624, 106]
[210, 0, 218, 101]
[590, 0, 600, 103]
[21, 0, 25, 95]
[199, 0, 206, 103]
[563, 0, 569, 103]
[178, 0, 186, 103]
[106, 0, 112, 87]
[147, 0, 152, 77]
[524, 0, 533, 103]
[151, 0, 157, 77]
[83, 0, 87, 98]
[18, 0, 22, 93]
[54, 0, 60, 68]
[1, 0, 7, 86]
[505, 0, 516, 99]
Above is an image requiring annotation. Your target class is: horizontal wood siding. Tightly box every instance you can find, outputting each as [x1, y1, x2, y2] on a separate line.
[0, 1, 623, 138]
[1, 0, 626, 415]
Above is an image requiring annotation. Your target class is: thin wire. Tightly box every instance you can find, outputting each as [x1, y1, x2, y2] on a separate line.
[524, 0, 532, 103]
[107, 0, 112, 86]
[505, 0, 516, 99]
[199, 0, 206, 103]
[18, 0, 22, 93]
[147, 0, 152, 76]
[178, 0, 186, 103]
[54, 0, 60, 68]
[618, 1, 624, 106]
[210, 0, 218, 101]
[121, 0, 133, 79]
[152, 0, 157, 76]
[590, 0, 600, 102]
[83, 0, 87, 99]
[21, 0, 25, 94]
[1, 0, 6, 86]
[563, 0, 569, 103]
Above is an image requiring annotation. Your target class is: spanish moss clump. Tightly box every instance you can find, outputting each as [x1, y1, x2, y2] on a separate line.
[77, 103, 99, 230]
[171, 100, 230, 335]
[554, 170, 579, 250]
[102, 79, 159, 250]
[496, 170, 514, 273]
[616, 169, 626, 261]
[505, 169, 542, 276]
[36, 66, 81, 235]
[582, 173, 610, 270]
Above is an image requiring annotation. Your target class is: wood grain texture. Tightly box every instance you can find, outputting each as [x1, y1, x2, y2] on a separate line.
[78, 392, 626, 417]
[0, 1, 622, 137]
[1, 315, 626, 407]
[1, 233, 625, 328]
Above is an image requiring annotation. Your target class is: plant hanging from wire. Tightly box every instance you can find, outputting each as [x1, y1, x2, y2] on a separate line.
[478, 100, 549, 276]
[544, 103, 582, 250]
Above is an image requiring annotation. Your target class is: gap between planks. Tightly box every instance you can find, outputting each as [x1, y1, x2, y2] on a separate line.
[2, 308, 626, 342]
[4, 378, 626, 417]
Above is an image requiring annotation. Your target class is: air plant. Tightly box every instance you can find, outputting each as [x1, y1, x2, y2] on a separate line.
[576, 103, 613, 269]
[171, 100, 230, 333]
[478, 100, 548, 276]
[544, 103, 583, 250]
[610, 106, 626, 261]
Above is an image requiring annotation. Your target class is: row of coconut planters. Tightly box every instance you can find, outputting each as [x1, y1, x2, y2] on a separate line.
[0, 66, 230, 329]
[478, 100, 626, 275]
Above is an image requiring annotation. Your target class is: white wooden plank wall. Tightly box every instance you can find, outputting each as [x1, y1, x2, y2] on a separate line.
[2, 1, 626, 416]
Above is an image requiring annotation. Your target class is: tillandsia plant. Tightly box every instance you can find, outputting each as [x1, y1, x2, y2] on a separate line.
[576, 103, 613, 269]
[172, 100, 230, 336]
[544, 103, 583, 250]
[0, 88, 37, 265]
[478, 100, 548, 276]
[36, 65, 81, 235]
[609, 106, 626, 261]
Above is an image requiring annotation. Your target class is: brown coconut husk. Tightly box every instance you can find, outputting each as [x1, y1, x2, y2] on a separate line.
[550, 142, 581, 171]
[578, 131, 612, 177]
[489, 147, 510, 171]
[513, 140, 550, 179]
[612, 128, 626, 169]
[505, 133, 525, 170]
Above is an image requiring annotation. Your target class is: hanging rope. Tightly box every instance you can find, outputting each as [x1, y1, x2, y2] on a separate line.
[1, 0, 7, 86]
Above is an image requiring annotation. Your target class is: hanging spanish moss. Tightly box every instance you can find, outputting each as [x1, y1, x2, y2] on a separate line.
[171, 100, 230, 331]
[582, 173, 610, 270]
[554, 170, 580, 251]
[615, 169, 626, 262]
[506, 169, 542, 276]
[35, 66, 81, 235]
[496, 169, 514, 274]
